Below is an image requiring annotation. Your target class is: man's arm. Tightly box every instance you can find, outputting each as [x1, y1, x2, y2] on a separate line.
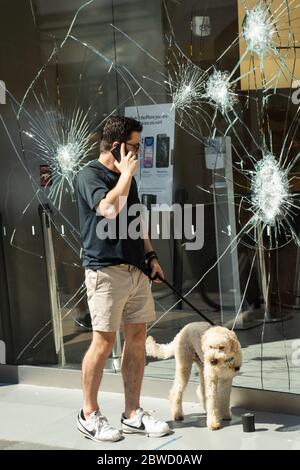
[144, 237, 154, 256]
[97, 171, 132, 219]
[143, 232, 164, 283]
[97, 143, 137, 219]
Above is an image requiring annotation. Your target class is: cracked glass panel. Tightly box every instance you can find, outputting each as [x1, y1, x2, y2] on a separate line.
[0, 0, 300, 394]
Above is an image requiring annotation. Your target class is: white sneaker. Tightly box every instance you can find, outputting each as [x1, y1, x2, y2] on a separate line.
[77, 409, 122, 442]
[121, 408, 170, 438]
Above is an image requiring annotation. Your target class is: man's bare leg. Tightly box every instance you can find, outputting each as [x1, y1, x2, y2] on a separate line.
[82, 330, 116, 417]
[121, 323, 146, 418]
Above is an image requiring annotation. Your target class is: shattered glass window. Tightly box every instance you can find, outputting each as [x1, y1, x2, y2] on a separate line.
[0, 0, 300, 394]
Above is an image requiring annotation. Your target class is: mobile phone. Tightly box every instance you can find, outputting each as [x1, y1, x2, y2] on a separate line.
[143, 137, 154, 168]
[111, 143, 122, 162]
[156, 134, 170, 168]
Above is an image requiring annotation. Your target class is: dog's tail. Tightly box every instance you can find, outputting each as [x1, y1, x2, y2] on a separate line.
[146, 336, 175, 359]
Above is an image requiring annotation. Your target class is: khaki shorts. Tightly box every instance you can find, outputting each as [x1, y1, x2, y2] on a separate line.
[85, 264, 156, 331]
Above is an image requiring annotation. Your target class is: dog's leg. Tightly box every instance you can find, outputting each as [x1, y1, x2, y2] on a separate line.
[204, 365, 221, 430]
[218, 378, 233, 420]
[169, 351, 193, 421]
[195, 363, 206, 413]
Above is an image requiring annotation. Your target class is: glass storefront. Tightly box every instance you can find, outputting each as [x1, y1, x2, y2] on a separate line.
[0, 0, 300, 395]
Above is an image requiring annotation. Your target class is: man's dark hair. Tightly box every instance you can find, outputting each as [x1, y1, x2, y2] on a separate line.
[100, 116, 143, 152]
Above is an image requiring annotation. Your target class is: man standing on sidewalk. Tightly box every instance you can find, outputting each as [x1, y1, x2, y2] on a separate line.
[75, 116, 170, 442]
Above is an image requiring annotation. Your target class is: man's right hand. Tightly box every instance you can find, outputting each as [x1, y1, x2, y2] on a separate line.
[114, 142, 138, 176]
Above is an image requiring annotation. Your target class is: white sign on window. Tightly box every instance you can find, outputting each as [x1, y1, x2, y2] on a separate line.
[125, 103, 175, 206]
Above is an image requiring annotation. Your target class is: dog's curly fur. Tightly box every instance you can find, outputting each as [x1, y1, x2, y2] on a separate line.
[146, 321, 242, 430]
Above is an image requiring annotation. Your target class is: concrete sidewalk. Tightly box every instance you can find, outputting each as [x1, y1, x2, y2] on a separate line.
[0, 383, 300, 450]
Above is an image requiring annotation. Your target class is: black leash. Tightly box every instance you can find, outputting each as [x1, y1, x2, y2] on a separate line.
[150, 273, 215, 326]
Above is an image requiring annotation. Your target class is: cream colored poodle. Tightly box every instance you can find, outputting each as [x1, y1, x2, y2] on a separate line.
[146, 321, 242, 430]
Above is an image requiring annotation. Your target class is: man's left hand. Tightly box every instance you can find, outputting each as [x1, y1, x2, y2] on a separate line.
[150, 259, 164, 283]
